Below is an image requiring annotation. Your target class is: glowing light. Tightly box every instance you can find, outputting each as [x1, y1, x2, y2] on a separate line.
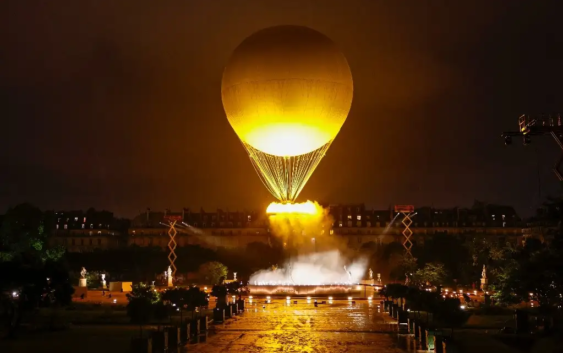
[368, 296, 372, 300]
[286, 296, 291, 300]
[328, 296, 333, 300]
[222, 26, 353, 202]
[460, 305, 466, 310]
[267, 201, 318, 215]
[249, 296, 253, 299]
[307, 296, 311, 300]
[249, 250, 366, 285]
[348, 297, 352, 301]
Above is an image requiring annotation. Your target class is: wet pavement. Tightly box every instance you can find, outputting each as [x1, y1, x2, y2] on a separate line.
[191, 298, 406, 353]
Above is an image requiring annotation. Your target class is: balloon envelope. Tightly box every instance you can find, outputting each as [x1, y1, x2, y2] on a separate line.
[222, 25, 353, 157]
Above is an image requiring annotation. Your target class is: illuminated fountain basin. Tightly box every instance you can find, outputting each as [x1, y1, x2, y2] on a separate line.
[248, 284, 365, 297]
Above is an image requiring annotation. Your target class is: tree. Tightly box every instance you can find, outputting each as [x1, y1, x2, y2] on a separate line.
[126, 283, 161, 336]
[161, 286, 208, 320]
[495, 238, 563, 310]
[414, 262, 447, 286]
[0, 259, 74, 338]
[198, 261, 228, 285]
[390, 256, 418, 282]
[0, 204, 63, 264]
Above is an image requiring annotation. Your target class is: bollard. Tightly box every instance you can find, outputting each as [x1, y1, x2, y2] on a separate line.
[230, 303, 238, 316]
[225, 304, 233, 318]
[166, 326, 180, 352]
[237, 299, 245, 311]
[180, 322, 191, 343]
[434, 334, 444, 353]
[392, 304, 399, 319]
[130, 337, 152, 353]
[151, 330, 168, 353]
[199, 316, 209, 332]
[407, 318, 415, 334]
[418, 324, 427, 350]
[213, 308, 225, 323]
[398, 310, 408, 334]
[190, 318, 201, 336]
[425, 328, 435, 351]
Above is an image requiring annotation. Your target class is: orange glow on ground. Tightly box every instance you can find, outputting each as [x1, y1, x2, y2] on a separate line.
[266, 201, 319, 215]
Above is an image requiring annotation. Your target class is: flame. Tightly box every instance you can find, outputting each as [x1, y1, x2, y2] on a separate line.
[266, 201, 319, 215]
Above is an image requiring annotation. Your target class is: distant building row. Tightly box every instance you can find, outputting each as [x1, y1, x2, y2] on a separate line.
[47, 202, 528, 252]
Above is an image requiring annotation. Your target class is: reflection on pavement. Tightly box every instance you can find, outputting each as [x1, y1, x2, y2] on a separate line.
[189, 299, 406, 353]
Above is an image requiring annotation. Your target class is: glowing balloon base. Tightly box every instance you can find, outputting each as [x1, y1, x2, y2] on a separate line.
[266, 201, 320, 215]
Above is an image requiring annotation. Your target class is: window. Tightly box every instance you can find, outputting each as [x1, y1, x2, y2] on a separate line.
[90, 224, 93, 229]
[81, 224, 85, 229]
[357, 215, 361, 221]
[347, 215, 352, 220]
[247, 215, 251, 221]
[502, 214, 506, 220]
[64, 224, 68, 230]
[339, 221, 343, 227]
[56, 224, 59, 230]
[83, 217, 86, 223]
[74, 217, 78, 221]
[502, 222, 506, 228]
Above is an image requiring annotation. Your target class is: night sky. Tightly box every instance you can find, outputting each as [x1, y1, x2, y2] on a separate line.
[1, 1, 562, 217]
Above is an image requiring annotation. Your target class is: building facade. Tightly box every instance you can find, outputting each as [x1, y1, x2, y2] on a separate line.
[123, 203, 526, 252]
[47, 209, 124, 252]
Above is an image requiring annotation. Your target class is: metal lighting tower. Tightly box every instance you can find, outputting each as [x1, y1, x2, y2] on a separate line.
[163, 213, 182, 276]
[502, 114, 563, 180]
[394, 205, 415, 257]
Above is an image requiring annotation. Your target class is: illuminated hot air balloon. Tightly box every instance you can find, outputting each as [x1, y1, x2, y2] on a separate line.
[222, 25, 353, 202]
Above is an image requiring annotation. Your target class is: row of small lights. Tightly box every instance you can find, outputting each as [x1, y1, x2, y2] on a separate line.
[244, 295, 374, 304]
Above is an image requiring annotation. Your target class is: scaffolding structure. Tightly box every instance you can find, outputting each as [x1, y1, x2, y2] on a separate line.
[163, 215, 181, 277]
[502, 114, 563, 180]
[394, 205, 415, 257]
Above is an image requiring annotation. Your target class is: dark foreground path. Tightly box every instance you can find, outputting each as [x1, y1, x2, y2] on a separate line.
[192, 299, 405, 353]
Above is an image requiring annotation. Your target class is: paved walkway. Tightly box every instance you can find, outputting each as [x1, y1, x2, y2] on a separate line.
[189, 299, 404, 353]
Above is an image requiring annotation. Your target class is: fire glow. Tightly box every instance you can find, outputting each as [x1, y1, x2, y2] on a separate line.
[266, 201, 319, 215]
